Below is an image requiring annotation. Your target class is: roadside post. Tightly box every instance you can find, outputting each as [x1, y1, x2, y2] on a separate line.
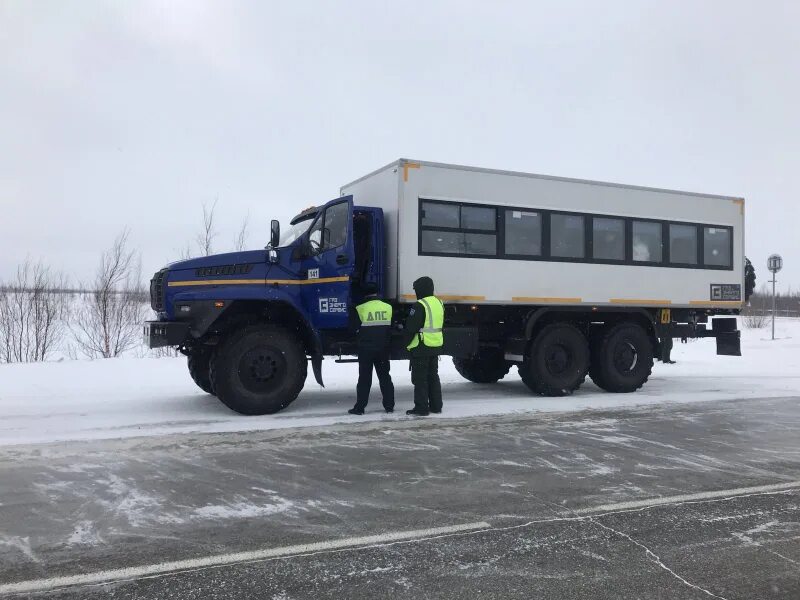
[767, 254, 783, 340]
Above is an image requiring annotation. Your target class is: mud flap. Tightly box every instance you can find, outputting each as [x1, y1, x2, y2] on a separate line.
[713, 318, 741, 356]
[716, 332, 741, 356]
[311, 354, 324, 387]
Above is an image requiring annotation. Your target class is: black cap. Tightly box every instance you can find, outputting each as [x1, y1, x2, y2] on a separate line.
[412, 276, 434, 299]
[362, 282, 379, 296]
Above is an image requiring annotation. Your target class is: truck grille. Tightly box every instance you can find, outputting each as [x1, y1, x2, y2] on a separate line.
[150, 269, 167, 312]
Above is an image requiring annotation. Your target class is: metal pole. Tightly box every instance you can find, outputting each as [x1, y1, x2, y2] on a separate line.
[772, 276, 776, 340]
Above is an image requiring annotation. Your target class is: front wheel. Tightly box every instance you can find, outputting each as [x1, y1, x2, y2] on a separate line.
[589, 322, 653, 393]
[187, 350, 214, 395]
[519, 324, 589, 396]
[210, 325, 307, 415]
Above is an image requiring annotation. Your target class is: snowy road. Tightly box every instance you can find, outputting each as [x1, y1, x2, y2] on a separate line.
[1, 320, 799, 597]
[1, 396, 800, 598]
[1, 319, 799, 447]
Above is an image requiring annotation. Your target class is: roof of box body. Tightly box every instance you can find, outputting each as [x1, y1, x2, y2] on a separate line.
[340, 159, 743, 202]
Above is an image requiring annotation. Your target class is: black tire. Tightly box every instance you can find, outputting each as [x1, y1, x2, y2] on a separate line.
[210, 325, 307, 415]
[519, 324, 589, 396]
[187, 350, 214, 395]
[452, 349, 511, 383]
[590, 322, 653, 393]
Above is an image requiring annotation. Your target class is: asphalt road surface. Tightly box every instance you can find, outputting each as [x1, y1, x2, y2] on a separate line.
[1, 396, 799, 599]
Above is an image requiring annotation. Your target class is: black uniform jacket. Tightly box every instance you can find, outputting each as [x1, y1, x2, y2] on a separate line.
[350, 296, 392, 354]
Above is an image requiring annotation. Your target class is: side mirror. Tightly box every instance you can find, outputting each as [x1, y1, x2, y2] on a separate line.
[270, 220, 280, 249]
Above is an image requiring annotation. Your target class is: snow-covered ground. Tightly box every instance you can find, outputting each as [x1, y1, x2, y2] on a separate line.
[1, 318, 798, 447]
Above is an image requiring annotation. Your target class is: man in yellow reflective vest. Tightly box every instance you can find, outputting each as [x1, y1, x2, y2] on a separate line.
[404, 276, 444, 416]
[348, 283, 395, 415]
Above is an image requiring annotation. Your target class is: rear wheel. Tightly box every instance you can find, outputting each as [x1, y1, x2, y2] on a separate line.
[187, 350, 214, 395]
[453, 348, 511, 383]
[210, 325, 307, 415]
[589, 322, 653, 393]
[519, 324, 589, 396]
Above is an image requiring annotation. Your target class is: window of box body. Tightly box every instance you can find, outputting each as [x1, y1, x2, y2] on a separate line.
[418, 198, 734, 271]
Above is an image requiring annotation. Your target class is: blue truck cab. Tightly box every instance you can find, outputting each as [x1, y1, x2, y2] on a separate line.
[145, 196, 391, 414]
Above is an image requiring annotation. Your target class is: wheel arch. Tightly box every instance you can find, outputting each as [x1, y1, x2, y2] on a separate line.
[523, 307, 659, 351]
[199, 299, 321, 357]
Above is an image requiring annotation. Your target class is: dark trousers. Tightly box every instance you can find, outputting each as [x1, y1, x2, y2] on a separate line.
[355, 352, 394, 411]
[410, 355, 442, 413]
[661, 336, 673, 362]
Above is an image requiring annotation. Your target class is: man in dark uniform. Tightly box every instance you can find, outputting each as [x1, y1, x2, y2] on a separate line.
[661, 335, 676, 364]
[348, 283, 395, 415]
[404, 276, 444, 416]
[658, 310, 676, 364]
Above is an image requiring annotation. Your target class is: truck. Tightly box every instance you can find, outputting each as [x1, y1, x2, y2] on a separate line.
[145, 159, 744, 415]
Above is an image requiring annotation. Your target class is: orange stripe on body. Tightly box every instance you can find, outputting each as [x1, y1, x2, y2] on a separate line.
[511, 297, 582, 304]
[400, 294, 485, 302]
[168, 276, 349, 287]
[609, 299, 671, 305]
[402, 162, 420, 182]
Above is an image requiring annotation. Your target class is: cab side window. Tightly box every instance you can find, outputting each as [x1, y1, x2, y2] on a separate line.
[322, 202, 349, 250]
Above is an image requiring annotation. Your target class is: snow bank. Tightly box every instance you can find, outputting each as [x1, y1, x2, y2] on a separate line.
[1, 318, 798, 447]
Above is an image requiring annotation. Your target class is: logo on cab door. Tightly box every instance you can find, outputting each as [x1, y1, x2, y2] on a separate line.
[319, 297, 347, 314]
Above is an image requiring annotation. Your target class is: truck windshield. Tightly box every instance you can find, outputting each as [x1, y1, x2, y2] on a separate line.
[279, 217, 314, 247]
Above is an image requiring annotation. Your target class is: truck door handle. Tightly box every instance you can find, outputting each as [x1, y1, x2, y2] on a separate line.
[336, 254, 348, 265]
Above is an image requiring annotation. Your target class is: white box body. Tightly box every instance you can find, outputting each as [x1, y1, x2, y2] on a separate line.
[342, 160, 744, 310]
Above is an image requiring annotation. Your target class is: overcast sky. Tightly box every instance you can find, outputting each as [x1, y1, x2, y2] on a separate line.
[1, 1, 798, 291]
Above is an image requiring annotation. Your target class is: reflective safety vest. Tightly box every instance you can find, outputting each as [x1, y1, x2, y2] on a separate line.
[356, 299, 393, 327]
[407, 295, 444, 350]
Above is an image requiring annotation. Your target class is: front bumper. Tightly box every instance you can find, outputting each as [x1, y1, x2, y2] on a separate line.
[144, 321, 190, 349]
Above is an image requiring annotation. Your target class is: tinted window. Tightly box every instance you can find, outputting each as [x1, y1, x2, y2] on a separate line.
[421, 230, 496, 255]
[632, 221, 662, 263]
[421, 202, 459, 228]
[505, 210, 542, 256]
[704, 227, 731, 267]
[670, 224, 698, 264]
[421, 230, 462, 254]
[551, 214, 585, 258]
[592, 217, 625, 260]
[417, 197, 731, 271]
[461, 206, 496, 230]
[322, 202, 349, 250]
[464, 233, 496, 254]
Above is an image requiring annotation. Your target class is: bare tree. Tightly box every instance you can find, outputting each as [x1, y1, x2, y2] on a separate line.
[71, 230, 147, 358]
[178, 242, 194, 261]
[0, 260, 69, 363]
[741, 305, 768, 329]
[233, 212, 250, 252]
[197, 200, 218, 256]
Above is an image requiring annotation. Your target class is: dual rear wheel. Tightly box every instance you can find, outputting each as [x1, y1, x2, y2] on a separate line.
[458, 321, 654, 396]
[519, 324, 589, 396]
[588, 323, 654, 393]
[452, 348, 511, 383]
